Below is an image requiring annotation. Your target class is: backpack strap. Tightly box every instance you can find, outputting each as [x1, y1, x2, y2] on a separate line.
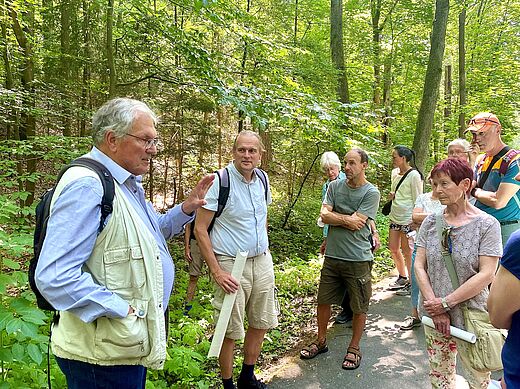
[253, 167, 269, 201]
[476, 146, 510, 189]
[60, 157, 115, 232]
[498, 149, 520, 176]
[207, 168, 230, 233]
[206, 167, 269, 234]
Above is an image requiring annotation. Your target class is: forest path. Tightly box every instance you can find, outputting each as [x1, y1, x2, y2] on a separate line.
[265, 275, 478, 389]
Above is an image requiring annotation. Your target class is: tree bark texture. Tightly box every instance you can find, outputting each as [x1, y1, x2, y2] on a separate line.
[60, 0, 71, 136]
[330, 0, 349, 104]
[1, 0, 15, 140]
[412, 0, 449, 173]
[80, 0, 91, 137]
[9, 2, 36, 204]
[106, 0, 116, 98]
[444, 64, 451, 117]
[458, 7, 466, 137]
[371, 0, 382, 106]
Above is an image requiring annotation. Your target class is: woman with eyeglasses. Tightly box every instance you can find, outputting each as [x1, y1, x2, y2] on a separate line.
[414, 158, 502, 389]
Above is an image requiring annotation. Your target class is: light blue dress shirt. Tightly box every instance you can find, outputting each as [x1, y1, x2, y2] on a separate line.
[203, 162, 271, 257]
[36, 147, 193, 323]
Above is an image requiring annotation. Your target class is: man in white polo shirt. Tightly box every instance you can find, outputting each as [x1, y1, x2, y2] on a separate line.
[195, 130, 277, 389]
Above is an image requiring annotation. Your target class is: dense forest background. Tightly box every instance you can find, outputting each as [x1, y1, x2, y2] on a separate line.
[1, 0, 519, 387]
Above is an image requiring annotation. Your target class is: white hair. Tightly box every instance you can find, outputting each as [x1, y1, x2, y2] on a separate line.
[91, 98, 158, 146]
[447, 138, 470, 151]
[320, 151, 341, 171]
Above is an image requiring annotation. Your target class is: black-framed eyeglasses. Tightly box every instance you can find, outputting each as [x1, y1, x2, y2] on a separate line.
[125, 134, 160, 149]
[441, 226, 453, 254]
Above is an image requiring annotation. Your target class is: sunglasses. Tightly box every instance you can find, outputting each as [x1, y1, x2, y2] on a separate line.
[468, 115, 500, 128]
[441, 226, 453, 255]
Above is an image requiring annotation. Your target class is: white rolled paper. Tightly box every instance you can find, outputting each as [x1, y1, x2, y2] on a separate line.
[421, 316, 477, 344]
[208, 250, 249, 358]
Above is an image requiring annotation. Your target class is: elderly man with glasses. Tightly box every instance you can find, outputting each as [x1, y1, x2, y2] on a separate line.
[467, 112, 520, 246]
[35, 98, 214, 388]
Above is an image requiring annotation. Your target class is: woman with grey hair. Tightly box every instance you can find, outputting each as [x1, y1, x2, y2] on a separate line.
[447, 138, 478, 167]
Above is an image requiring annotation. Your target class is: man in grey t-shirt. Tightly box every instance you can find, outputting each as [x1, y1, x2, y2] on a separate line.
[300, 148, 380, 370]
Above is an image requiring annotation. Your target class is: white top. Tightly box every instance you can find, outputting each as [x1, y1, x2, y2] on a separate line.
[414, 192, 445, 214]
[203, 162, 272, 257]
[389, 168, 423, 225]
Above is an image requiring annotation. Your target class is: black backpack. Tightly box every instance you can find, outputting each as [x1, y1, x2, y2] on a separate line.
[29, 157, 115, 311]
[189, 167, 269, 240]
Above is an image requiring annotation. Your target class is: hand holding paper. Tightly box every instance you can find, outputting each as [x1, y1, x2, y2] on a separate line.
[421, 316, 476, 343]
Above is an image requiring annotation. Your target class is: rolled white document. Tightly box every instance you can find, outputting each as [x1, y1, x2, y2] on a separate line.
[421, 316, 477, 344]
[208, 250, 249, 358]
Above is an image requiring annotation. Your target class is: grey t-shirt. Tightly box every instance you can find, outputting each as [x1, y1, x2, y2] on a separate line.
[324, 179, 381, 262]
[416, 212, 502, 329]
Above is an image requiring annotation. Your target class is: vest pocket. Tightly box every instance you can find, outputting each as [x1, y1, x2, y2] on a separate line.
[103, 246, 146, 289]
[94, 298, 151, 360]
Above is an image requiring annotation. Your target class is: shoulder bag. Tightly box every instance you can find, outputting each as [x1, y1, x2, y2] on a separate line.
[434, 214, 505, 372]
[382, 168, 414, 216]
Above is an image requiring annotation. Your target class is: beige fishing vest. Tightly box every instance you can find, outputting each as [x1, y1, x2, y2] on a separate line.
[49, 166, 166, 369]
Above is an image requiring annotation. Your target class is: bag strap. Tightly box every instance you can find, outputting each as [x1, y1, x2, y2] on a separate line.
[476, 146, 510, 189]
[206, 167, 269, 234]
[58, 157, 115, 233]
[393, 168, 414, 195]
[435, 214, 460, 291]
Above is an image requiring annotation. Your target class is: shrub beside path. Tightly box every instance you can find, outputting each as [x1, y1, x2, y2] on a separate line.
[265, 275, 433, 389]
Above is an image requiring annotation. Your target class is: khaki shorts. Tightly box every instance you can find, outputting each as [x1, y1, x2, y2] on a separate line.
[188, 240, 205, 277]
[212, 251, 279, 340]
[317, 257, 372, 314]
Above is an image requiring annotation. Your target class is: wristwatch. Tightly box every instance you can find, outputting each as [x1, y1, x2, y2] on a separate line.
[441, 297, 451, 312]
[470, 187, 478, 198]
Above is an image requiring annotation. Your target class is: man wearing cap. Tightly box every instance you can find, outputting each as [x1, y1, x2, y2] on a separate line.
[467, 112, 520, 245]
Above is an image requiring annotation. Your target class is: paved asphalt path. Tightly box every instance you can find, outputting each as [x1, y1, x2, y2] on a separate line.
[265, 275, 490, 389]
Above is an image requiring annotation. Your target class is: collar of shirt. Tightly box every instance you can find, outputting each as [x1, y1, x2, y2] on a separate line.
[88, 147, 135, 185]
[229, 161, 259, 184]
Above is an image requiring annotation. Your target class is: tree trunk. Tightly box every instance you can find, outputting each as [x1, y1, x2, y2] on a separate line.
[294, 0, 299, 44]
[106, 0, 116, 97]
[412, 0, 449, 173]
[60, 0, 71, 136]
[382, 53, 392, 145]
[80, 0, 91, 137]
[217, 106, 223, 168]
[238, 0, 251, 132]
[259, 128, 271, 173]
[330, 0, 349, 104]
[458, 7, 466, 137]
[9, 2, 36, 205]
[371, 0, 382, 106]
[175, 108, 184, 201]
[1, 0, 15, 140]
[444, 64, 451, 117]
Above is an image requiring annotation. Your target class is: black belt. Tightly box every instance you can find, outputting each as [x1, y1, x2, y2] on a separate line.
[500, 220, 520, 226]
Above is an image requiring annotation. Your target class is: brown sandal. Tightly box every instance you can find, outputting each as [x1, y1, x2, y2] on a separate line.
[342, 346, 362, 370]
[300, 341, 328, 360]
